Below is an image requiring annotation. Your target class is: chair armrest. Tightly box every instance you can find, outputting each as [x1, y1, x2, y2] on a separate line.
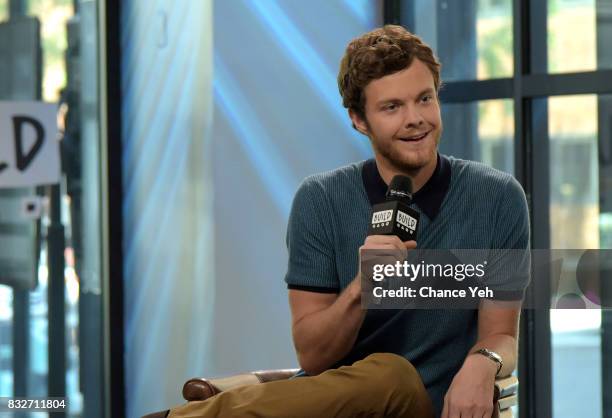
[494, 375, 518, 401]
[492, 375, 518, 418]
[182, 369, 300, 401]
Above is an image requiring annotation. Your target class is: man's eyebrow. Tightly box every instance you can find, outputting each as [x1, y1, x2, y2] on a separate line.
[417, 88, 435, 97]
[374, 88, 435, 107]
[375, 98, 402, 106]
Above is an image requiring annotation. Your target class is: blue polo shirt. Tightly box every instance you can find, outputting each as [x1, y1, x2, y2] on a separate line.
[284, 154, 530, 417]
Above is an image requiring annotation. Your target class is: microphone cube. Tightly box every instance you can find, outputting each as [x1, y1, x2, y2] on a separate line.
[368, 201, 420, 241]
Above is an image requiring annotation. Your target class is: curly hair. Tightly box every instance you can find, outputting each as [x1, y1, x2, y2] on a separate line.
[337, 25, 441, 124]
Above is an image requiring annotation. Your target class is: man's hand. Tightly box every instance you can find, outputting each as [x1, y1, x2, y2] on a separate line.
[360, 234, 416, 254]
[441, 353, 497, 418]
[357, 235, 417, 294]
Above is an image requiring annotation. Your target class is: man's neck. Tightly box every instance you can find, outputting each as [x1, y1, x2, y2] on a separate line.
[375, 155, 438, 193]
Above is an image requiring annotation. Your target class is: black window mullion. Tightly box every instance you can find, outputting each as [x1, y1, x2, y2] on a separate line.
[384, 0, 402, 26]
[522, 70, 612, 97]
[439, 78, 513, 103]
[101, 0, 125, 416]
[514, 2, 537, 418]
[517, 0, 554, 417]
[440, 70, 612, 104]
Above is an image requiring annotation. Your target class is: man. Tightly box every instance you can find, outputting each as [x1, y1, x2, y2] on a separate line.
[165, 24, 529, 418]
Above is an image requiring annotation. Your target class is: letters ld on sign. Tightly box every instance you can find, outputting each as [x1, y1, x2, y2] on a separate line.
[0, 101, 60, 188]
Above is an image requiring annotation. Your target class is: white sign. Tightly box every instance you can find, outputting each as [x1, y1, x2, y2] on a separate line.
[372, 210, 393, 224]
[0, 101, 60, 188]
[396, 210, 417, 232]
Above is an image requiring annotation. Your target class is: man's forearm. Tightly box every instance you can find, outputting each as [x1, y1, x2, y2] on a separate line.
[292, 277, 366, 375]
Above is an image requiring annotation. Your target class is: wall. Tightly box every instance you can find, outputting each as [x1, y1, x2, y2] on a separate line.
[121, 1, 380, 416]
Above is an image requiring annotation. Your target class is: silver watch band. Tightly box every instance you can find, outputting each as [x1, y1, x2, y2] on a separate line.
[474, 348, 503, 376]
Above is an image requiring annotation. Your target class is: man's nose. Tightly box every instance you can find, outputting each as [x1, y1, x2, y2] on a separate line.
[403, 105, 424, 128]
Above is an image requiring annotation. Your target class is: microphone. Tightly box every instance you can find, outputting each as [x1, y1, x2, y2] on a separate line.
[367, 175, 420, 241]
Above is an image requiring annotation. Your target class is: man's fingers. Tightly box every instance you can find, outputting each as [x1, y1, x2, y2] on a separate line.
[364, 235, 417, 252]
[360, 244, 403, 257]
[404, 240, 417, 249]
[441, 398, 449, 418]
[361, 237, 418, 272]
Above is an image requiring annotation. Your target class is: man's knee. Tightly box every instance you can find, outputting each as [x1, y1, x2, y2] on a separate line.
[358, 353, 433, 417]
[359, 352, 425, 397]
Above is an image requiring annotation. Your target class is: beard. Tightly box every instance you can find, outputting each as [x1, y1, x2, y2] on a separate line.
[371, 130, 441, 175]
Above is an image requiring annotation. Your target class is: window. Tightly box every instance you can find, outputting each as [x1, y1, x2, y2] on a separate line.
[0, 1, 106, 416]
[407, 0, 513, 81]
[395, 1, 612, 416]
[547, 0, 612, 74]
[547, 94, 612, 418]
[440, 99, 514, 173]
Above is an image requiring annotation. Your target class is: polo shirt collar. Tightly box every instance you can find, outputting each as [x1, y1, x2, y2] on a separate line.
[361, 153, 451, 221]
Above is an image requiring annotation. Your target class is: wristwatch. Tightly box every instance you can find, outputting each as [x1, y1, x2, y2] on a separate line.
[473, 348, 503, 376]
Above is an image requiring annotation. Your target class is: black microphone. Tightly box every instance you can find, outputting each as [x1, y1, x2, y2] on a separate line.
[367, 175, 420, 241]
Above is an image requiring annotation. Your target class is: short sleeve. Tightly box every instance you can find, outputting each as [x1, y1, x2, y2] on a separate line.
[284, 178, 340, 293]
[484, 176, 531, 300]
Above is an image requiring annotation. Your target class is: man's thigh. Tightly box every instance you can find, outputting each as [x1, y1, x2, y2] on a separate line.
[168, 353, 434, 418]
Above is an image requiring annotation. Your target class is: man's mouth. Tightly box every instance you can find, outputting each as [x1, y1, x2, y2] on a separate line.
[398, 131, 430, 142]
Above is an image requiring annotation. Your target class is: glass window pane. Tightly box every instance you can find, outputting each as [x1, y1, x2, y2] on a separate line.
[0, 286, 12, 397]
[548, 94, 612, 418]
[547, 0, 612, 73]
[0, 1, 7, 21]
[440, 98, 515, 413]
[440, 99, 514, 173]
[0, 1, 105, 416]
[405, 0, 513, 81]
[27, 0, 72, 102]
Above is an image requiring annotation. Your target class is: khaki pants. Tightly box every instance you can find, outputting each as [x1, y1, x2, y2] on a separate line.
[168, 352, 435, 418]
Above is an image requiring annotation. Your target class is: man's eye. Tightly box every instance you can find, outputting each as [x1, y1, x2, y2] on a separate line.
[421, 95, 433, 103]
[384, 104, 397, 111]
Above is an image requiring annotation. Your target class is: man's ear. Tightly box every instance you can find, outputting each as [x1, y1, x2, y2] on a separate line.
[349, 109, 370, 136]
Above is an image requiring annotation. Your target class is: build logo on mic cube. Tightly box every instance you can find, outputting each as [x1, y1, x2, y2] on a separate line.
[368, 201, 420, 242]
